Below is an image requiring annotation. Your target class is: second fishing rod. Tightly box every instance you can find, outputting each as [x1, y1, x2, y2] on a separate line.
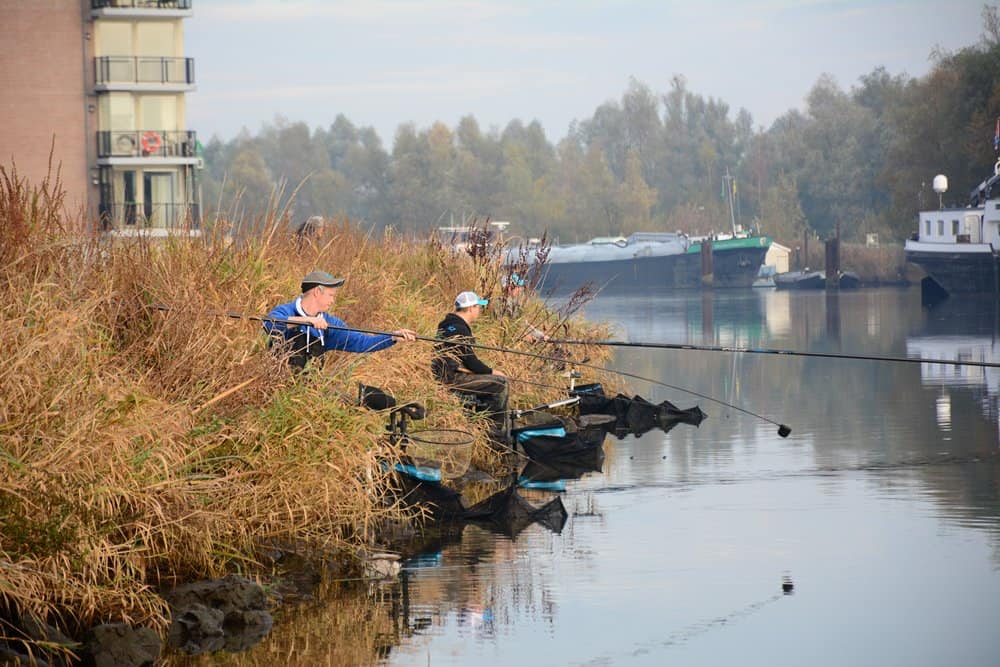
[151, 304, 792, 437]
[546, 337, 1000, 370]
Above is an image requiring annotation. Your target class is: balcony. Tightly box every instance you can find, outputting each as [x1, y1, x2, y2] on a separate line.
[97, 130, 199, 164]
[99, 202, 201, 235]
[93, 0, 191, 6]
[91, 0, 192, 18]
[95, 56, 195, 90]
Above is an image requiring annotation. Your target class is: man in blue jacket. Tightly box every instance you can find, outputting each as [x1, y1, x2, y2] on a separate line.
[264, 270, 416, 370]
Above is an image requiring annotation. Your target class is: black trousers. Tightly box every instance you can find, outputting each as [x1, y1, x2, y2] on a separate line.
[449, 373, 509, 417]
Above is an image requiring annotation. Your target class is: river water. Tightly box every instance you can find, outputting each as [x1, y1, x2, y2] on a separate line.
[191, 287, 1000, 666]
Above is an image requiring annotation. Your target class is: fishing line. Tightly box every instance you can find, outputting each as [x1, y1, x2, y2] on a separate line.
[549, 338, 1000, 369]
[502, 375, 568, 391]
[149, 304, 792, 436]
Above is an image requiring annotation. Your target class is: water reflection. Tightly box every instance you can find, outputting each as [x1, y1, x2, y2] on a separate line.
[204, 288, 1000, 667]
[582, 288, 1000, 538]
[395, 290, 1000, 665]
[906, 298, 1000, 429]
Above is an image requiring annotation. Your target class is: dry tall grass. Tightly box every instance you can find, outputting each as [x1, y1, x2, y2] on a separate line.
[796, 238, 909, 284]
[0, 167, 608, 659]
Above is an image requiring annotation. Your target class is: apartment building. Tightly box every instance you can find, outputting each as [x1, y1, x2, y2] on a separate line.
[0, 0, 201, 234]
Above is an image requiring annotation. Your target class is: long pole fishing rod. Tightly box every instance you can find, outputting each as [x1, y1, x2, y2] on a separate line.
[150, 304, 792, 437]
[548, 338, 1000, 370]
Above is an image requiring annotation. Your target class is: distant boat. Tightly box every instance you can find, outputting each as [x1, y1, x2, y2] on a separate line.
[520, 231, 772, 293]
[774, 270, 826, 290]
[904, 159, 1000, 297]
[773, 269, 861, 290]
[838, 271, 862, 289]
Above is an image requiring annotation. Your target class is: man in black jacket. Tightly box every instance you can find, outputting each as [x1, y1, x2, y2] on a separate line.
[432, 291, 508, 420]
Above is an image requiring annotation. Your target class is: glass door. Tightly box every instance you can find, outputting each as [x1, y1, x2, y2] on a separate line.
[122, 171, 137, 226]
[143, 172, 175, 227]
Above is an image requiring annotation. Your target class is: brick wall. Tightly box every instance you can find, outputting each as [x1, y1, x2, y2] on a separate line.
[0, 0, 92, 216]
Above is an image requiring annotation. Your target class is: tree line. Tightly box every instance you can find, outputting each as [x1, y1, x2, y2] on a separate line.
[200, 6, 1000, 248]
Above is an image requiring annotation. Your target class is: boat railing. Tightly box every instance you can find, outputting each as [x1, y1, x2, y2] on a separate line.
[588, 236, 628, 246]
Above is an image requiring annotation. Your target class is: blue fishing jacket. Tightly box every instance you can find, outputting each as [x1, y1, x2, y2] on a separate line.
[263, 298, 396, 355]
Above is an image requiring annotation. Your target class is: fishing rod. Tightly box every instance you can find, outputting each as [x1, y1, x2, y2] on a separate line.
[149, 304, 792, 437]
[548, 338, 1000, 370]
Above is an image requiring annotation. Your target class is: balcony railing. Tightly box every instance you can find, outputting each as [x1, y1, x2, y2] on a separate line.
[99, 202, 201, 230]
[97, 130, 197, 159]
[92, 0, 192, 9]
[96, 57, 195, 86]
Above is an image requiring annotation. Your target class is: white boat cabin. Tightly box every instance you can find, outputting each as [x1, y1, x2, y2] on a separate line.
[914, 161, 1000, 247]
[916, 208, 993, 244]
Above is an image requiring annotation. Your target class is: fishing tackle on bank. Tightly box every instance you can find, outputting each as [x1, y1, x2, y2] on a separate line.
[148, 304, 792, 437]
[549, 338, 1000, 370]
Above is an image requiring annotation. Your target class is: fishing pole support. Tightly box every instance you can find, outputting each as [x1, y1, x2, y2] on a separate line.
[510, 396, 580, 420]
[563, 368, 582, 391]
[384, 402, 426, 448]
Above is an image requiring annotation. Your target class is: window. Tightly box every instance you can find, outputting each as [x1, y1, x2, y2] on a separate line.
[925, 220, 931, 235]
[97, 21, 132, 56]
[99, 92, 135, 131]
[136, 23, 175, 57]
[144, 171, 177, 228]
[938, 220, 944, 235]
[952, 220, 959, 235]
[140, 95, 177, 131]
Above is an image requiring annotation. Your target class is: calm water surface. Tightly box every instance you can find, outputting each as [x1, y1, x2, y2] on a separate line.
[384, 288, 1000, 667]
[211, 288, 1000, 666]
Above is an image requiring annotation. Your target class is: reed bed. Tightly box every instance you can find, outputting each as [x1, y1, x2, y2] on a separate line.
[797, 239, 909, 284]
[0, 166, 610, 659]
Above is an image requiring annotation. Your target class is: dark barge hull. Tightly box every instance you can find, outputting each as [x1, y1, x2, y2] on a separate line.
[905, 249, 1000, 295]
[537, 242, 770, 294]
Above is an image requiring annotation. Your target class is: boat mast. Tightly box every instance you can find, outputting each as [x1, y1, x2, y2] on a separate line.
[724, 166, 737, 235]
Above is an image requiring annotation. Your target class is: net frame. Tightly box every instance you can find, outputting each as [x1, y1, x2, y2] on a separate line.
[401, 428, 474, 480]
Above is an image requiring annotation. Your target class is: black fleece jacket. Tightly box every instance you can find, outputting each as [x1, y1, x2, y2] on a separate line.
[432, 312, 492, 381]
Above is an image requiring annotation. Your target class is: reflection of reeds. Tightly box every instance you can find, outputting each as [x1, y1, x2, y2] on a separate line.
[0, 165, 613, 660]
[162, 575, 400, 666]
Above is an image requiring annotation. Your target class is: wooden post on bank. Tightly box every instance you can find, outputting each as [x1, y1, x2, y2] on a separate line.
[700, 238, 714, 287]
[825, 236, 840, 289]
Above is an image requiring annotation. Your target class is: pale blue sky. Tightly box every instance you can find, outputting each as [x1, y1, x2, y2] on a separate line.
[187, 0, 987, 145]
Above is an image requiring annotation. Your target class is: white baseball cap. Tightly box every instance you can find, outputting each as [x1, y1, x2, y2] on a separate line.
[455, 291, 488, 309]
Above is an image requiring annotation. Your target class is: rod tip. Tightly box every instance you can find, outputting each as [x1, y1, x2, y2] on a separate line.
[777, 424, 792, 438]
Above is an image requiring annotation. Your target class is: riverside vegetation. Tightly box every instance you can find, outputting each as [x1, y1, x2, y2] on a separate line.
[0, 165, 610, 664]
[199, 7, 1000, 251]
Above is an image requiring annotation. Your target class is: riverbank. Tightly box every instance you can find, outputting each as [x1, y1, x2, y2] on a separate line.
[0, 167, 611, 664]
[796, 240, 915, 285]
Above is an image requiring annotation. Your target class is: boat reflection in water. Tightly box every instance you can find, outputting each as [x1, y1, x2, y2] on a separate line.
[906, 321, 1000, 431]
[909, 335, 999, 431]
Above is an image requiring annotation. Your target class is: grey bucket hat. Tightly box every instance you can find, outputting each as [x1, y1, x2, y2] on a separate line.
[301, 270, 345, 292]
